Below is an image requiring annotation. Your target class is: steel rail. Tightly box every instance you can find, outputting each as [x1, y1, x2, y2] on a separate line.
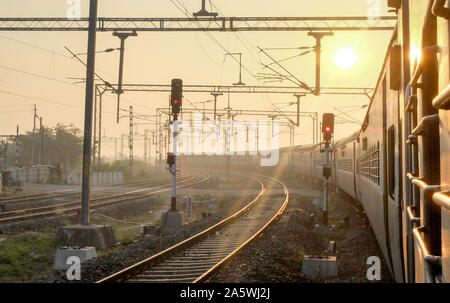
[0, 174, 205, 224]
[0, 174, 209, 224]
[0, 174, 198, 220]
[0, 174, 185, 204]
[0, 173, 192, 207]
[194, 174, 289, 283]
[96, 175, 265, 283]
[97, 174, 289, 283]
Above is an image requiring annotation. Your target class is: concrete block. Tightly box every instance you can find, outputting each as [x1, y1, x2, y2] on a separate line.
[301, 256, 338, 279]
[55, 224, 116, 250]
[160, 211, 185, 232]
[53, 247, 97, 270]
[328, 241, 336, 253]
[139, 224, 149, 234]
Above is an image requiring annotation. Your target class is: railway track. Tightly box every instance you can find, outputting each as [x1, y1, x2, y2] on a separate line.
[0, 174, 191, 207]
[97, 174, 289, 283]
[0, 173, 209, 224]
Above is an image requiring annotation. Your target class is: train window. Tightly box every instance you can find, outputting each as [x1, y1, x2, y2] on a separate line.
[362, 137, 368, 151]
[387, 0, 401, 9]
[390, 45, 401, 91]
[388, 126, 396, 198]
[360, 142, 380, 186]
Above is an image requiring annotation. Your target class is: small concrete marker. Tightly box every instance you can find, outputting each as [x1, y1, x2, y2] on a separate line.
[140, 224, 152, 234]
[54, 246, 96, 270]
[301, 255, 338, 279]
[328, 241, 336, 253]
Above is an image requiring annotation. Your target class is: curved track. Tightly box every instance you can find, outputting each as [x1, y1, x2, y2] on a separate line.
[97, 174, 289, 283]
[0, 173, 209, 224]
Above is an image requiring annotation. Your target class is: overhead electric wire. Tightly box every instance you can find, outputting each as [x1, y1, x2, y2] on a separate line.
[0, 34, 153, 112]
[0, 33, 117, 80]
[0, 89, 88, 110]
[169, 0, 257, 84]
[207, 0, 274, 110]
[333, 106, 362, 124]
[0, 64, 152, 111]
[0, 33, 69, 58]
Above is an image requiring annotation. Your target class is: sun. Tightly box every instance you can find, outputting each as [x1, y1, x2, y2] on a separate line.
[410, 46, 422, 64]
[334, 47, 358, 70]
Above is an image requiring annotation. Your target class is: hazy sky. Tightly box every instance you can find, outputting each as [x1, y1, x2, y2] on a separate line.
[0, 0, 394, 157]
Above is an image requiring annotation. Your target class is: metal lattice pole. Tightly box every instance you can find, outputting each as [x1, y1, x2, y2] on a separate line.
[129, 106, 134, 177]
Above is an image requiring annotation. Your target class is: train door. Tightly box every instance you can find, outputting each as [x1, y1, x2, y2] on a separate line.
[353, 142, 359, 201]
[382, 75, 395, 276]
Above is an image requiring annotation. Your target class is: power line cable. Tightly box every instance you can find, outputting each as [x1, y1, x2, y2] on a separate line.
[0, 33, 118, 80]
[0, 64, 152, 111]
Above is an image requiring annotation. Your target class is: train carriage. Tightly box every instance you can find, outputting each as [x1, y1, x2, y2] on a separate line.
[334, 131, 359, 200]
[184, 0, 449, 284]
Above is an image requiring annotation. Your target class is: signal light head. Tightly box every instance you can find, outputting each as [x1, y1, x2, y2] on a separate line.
[322, 113, 335, 143]
[170, 79, 183, 119]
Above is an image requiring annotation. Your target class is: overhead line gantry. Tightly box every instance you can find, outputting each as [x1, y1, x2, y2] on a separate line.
[0, 16, 396, 32]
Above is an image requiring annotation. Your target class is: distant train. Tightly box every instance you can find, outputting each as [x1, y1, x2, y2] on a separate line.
[187, 1, 449, 283]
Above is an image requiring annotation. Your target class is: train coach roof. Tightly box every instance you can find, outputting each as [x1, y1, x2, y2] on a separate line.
[334, 131, 360, 147]
[293, 143, 320, 152]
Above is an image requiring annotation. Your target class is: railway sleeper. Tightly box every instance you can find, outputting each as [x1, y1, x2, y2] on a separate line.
[135, 272, 203, 279]
[145, 268, 210, 275]
[161, 260, 223, 266]
[127, 277, 194, 283]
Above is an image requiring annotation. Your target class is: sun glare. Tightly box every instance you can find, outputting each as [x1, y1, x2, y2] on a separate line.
[410, 46, 422, 64]
[334, 47, 358, 70]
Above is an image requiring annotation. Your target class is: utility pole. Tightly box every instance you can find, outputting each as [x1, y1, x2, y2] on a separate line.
[15, 125, 19, 168]
[2, 141, 8, 170]
[31, 105, 37, 166]
[308, 32, 334, 96]
[113, 31, 137, 123]
[98, 88, 104, 167]
[80, 0, 98, 226]
[114, 137, 118, 161]
[93, 89, 97, 166]
[294, 93, 306, 126]
[289, 123, 295, 174]
[268, 114, 278, 134]
[120, 134, 125, 160]
[38, 117, 43, 165]
[225, 53, 245, 86]
[129, 106, 134, 177]
[211, 92, 223, 121]
[144, 129, 148, 164]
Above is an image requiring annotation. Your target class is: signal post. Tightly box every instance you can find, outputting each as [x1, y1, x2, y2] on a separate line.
[160, 79, 186, 231]
[321, 113, 334, 225]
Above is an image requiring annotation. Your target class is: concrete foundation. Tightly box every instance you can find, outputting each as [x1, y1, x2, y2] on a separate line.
[301, 256, 338, 279]
[54, 247, 97, 270]
[160, 211, 185, 232]
[55, 224, 116, 250]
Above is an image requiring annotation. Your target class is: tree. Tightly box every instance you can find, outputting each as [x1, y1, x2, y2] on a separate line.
[3, 124, 83, 171]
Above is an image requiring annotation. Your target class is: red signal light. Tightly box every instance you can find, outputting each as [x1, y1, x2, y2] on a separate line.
[174, 100, 179, 105]
[325, 126, 331, 133]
